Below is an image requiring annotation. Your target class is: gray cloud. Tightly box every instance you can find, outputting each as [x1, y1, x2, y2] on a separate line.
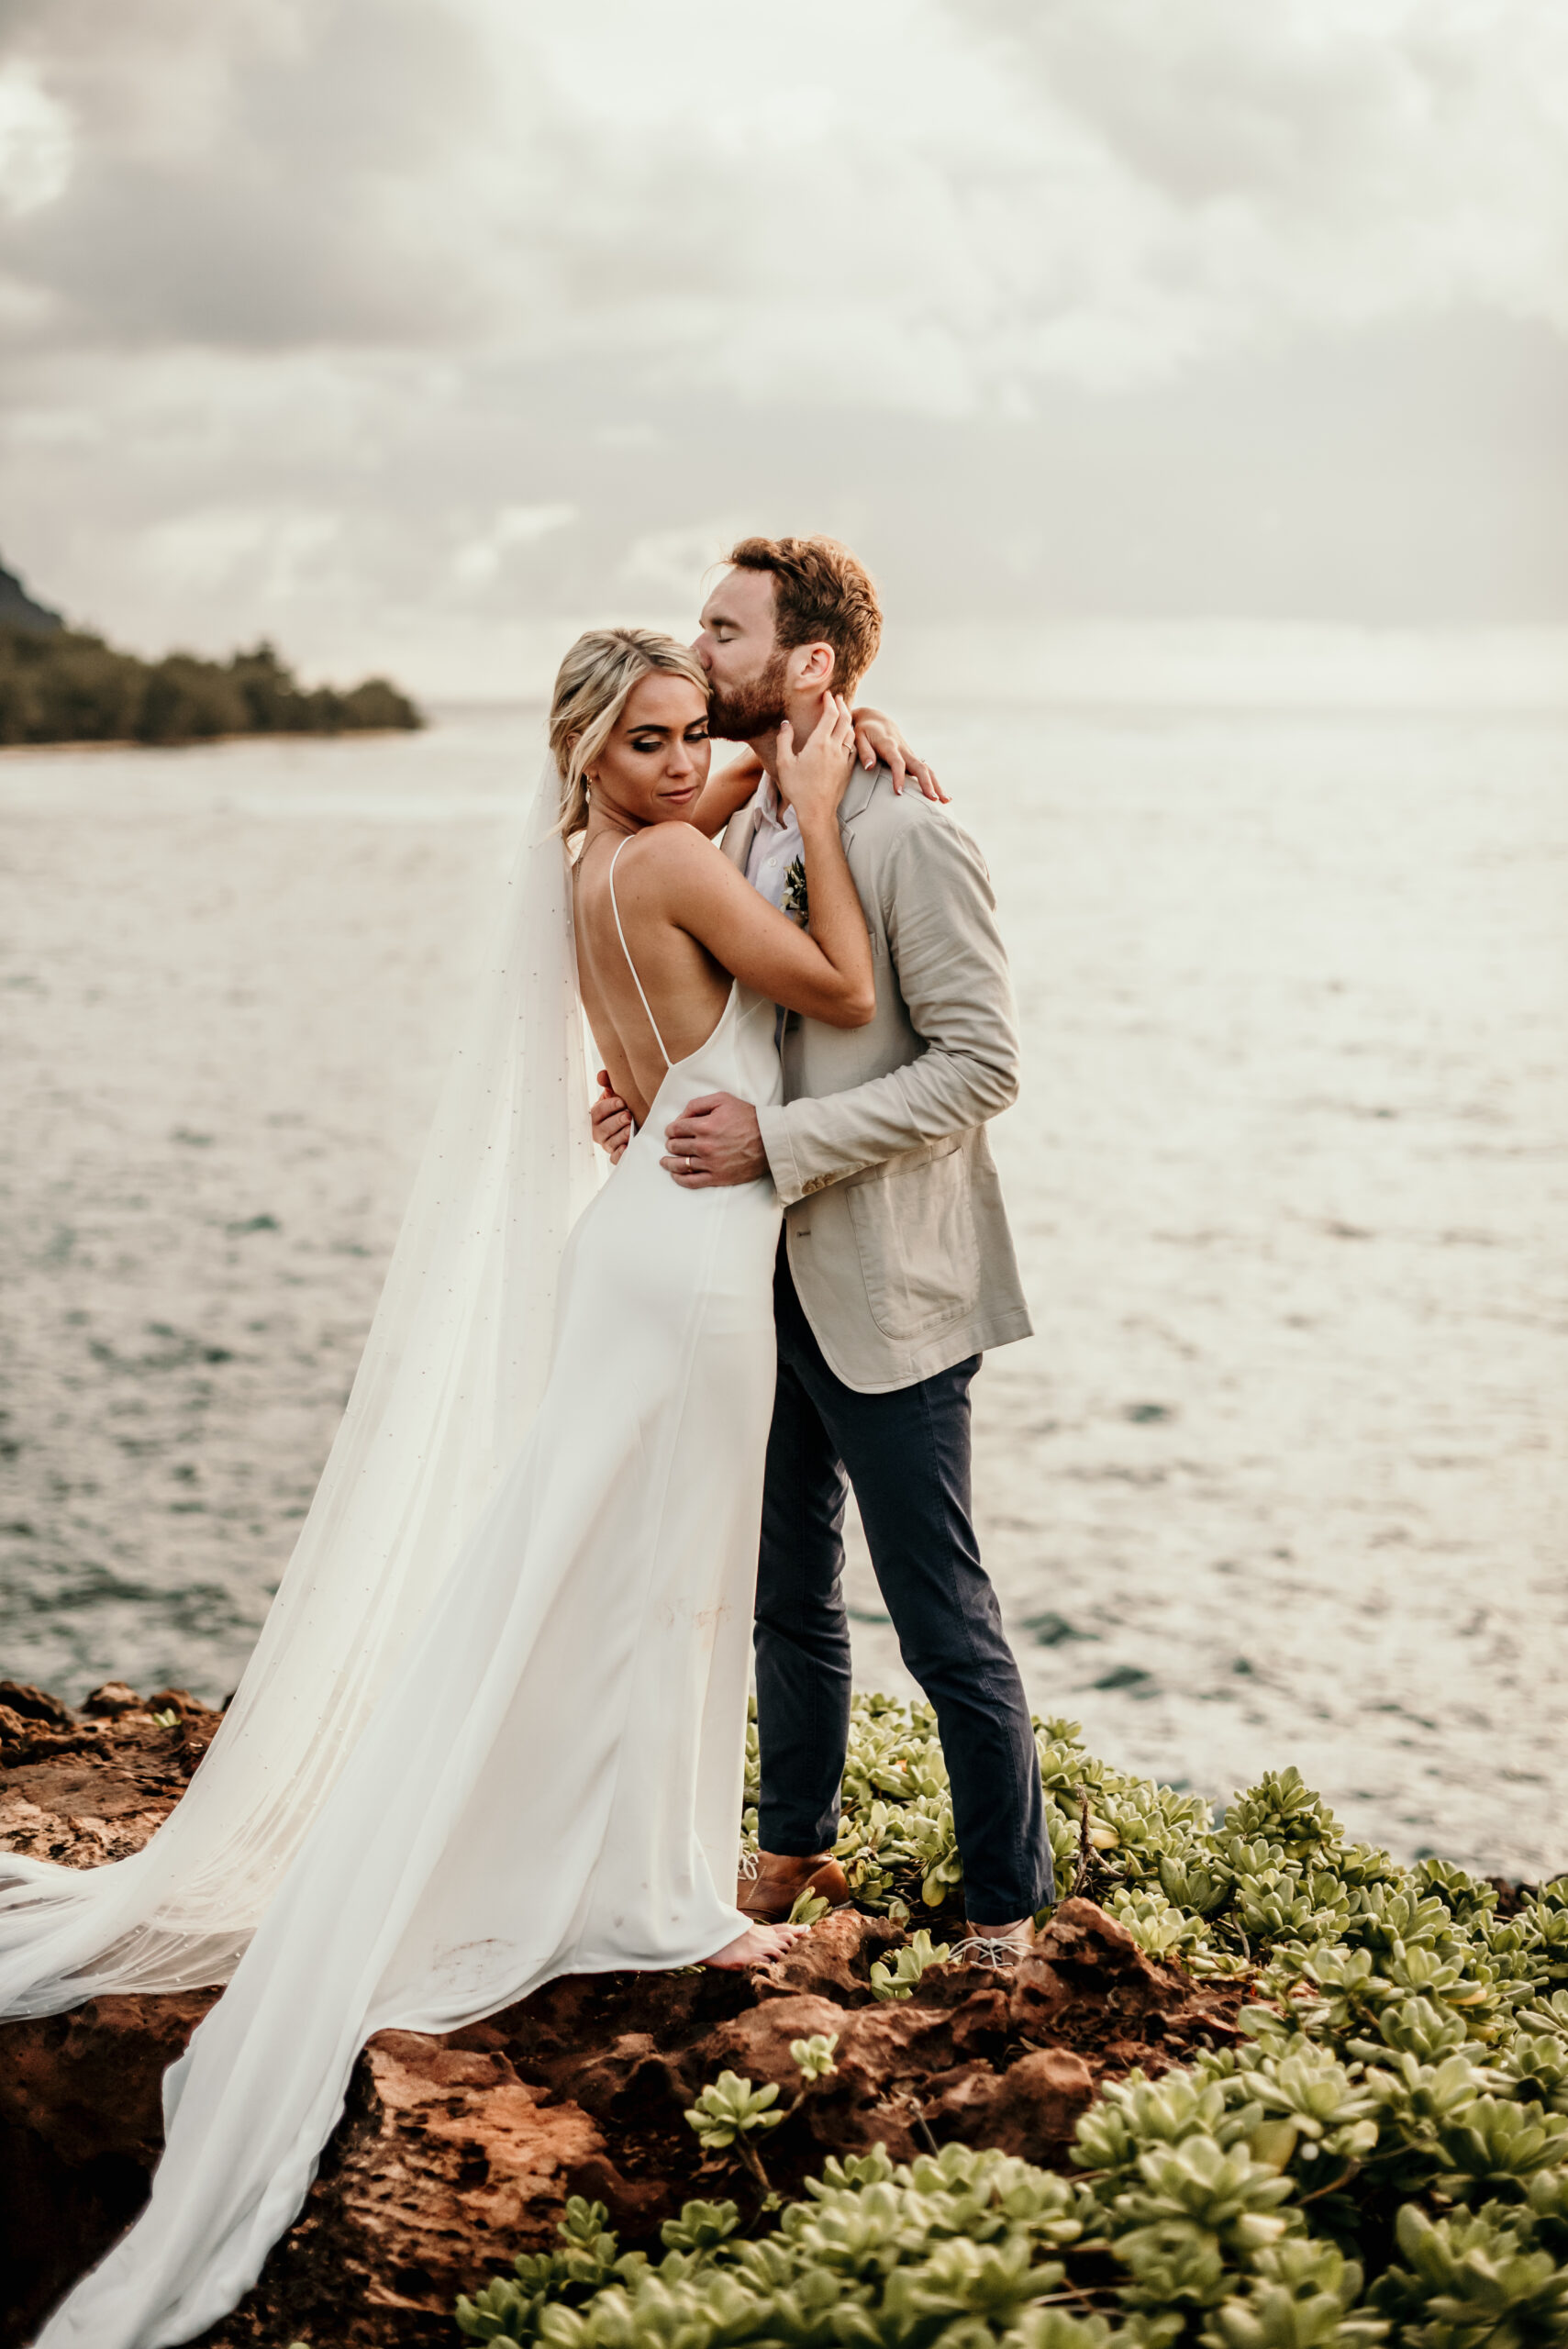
[969, 0, 1568, 352]
[10, 0, 1565, 383]
[0, 0, 519, 346]
[0, 0, 1562, 685]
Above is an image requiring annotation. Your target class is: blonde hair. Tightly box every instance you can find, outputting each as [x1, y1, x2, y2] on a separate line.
[549, 628, 709, 837]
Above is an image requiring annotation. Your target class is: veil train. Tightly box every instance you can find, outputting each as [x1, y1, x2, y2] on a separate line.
[0, 753, 599, 2017]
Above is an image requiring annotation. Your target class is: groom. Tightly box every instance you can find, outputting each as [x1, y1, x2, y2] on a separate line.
[600, 536, 1053, 1948]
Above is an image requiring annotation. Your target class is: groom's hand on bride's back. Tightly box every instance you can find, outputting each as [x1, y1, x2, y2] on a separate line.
[592, 1071, 633, 1165]
[662, 1094, 767, 1187]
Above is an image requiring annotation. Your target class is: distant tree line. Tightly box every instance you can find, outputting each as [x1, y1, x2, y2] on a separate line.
[0, 627, 423, 747]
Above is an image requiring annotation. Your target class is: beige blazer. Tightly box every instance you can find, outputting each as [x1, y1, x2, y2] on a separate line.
[722, 763, 1032, 1394]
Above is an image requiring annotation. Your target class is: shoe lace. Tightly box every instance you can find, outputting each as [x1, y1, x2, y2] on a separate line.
[737, 1846, 760, 1882]
[950, 1934, 1029, 1968]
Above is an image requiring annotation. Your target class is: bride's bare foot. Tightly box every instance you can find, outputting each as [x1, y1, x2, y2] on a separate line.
[702, 1918, 812, 1970]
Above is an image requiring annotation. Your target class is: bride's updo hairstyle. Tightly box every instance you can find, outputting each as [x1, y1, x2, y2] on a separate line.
[550, 628, 709, 838]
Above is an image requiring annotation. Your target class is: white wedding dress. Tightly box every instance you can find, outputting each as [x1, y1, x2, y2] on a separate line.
[1, 772, 785, 2345]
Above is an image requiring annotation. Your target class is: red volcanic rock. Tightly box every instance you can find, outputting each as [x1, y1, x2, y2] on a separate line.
[0, 1683, 76, 1729]
[0, 1992, 217, 2346]
[751, 1906, 906, 2002]
[0, 1991, 217, 2169]
[996, 2047, 1097, 2153]
[82, 1682, 144, 1717]
[0, 1687, 1251, 2348]
[546, 2029, 695, 2139]
[0, 1684, 223, 1870]
[930, 2047, 1096, 2160]
[690, 1994, 853, 2092]
[172, 2037, 615, 2349]
[806, 2001, 972, 2161]
[1006, 1896, 1242, 2073]
[298, 2035, 606, 2300]
[361, 2032, 606, 2230]
[784, 1989, 1006, 2162]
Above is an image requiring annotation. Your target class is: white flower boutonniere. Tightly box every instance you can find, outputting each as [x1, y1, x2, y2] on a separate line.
[782, 856, 809, 928]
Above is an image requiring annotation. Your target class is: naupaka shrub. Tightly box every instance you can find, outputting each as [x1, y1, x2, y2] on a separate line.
[456, 1697, 1568, 2349]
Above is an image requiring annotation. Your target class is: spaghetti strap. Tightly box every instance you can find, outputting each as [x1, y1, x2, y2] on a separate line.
[608, 837, 672, 1070]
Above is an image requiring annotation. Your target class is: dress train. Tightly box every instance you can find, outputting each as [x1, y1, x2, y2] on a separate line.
[35, 974, 784, 2347]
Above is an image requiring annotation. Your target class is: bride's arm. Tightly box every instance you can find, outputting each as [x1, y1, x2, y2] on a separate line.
[684, 751, 766, 840]
[850, 708, 948, 801]
[683, 710, 947, 841]
[642, 699, 874, 1028]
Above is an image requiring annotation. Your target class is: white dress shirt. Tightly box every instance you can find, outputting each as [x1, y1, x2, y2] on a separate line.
[742, 773, 804, 915]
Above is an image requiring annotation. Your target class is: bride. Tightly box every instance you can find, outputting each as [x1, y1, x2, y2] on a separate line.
[2, 628, 882, 2344]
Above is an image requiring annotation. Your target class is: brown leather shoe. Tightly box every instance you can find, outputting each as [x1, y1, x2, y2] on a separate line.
[737, 1848, 851, 1923]
[954, 1918, 1037, 1963]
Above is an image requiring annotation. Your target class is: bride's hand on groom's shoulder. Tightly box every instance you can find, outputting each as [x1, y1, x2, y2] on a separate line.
[850, 707, 949, 803]
[592, 1071, 633, 1163]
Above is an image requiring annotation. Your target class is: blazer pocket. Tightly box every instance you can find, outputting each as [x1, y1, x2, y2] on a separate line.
[844, 1136, 980, 1342]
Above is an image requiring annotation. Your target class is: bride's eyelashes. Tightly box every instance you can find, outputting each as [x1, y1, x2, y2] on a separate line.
[627, 726, 708, 756]
[624, 728, 708, 756]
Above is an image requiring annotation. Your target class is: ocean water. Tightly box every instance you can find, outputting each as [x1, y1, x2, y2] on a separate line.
[2, 646, 1564, 1875]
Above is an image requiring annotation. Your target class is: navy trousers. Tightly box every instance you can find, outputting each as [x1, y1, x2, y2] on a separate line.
[753, 1241, 1054, 1924]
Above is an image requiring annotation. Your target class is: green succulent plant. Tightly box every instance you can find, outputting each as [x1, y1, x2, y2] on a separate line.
[870, 1928, 952, 2002]
[791, 2033, 840, 2081]
[455, 1697, 1568, 2349]
[684, 2071, 784, 2153]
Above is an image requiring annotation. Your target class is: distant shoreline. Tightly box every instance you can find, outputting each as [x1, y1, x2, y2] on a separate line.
[0, 725, 422, 757]
[0, 624, 423, 749]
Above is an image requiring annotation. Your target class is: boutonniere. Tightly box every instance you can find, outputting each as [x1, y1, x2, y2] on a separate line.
[782, 856, 809, 927]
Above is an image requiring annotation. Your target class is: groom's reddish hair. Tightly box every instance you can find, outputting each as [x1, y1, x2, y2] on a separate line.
[726, 535, 882, 698]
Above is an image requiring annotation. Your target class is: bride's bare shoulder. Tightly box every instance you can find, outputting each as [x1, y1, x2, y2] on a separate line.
[618, 822, 728, 886]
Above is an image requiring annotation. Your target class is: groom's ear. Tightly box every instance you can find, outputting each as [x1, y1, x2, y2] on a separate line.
[788, 640, 836, 691]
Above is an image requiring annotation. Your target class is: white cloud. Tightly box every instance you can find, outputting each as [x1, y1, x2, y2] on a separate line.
[967, 0, 1568, 362]
[6, 0, 1564, 394]
[0, 57, 72, 217]
[450, 503, 576, 587]
[617, 524, 753, 603]
[141, 505, 342, 607]
[0, 0, 1562, 678]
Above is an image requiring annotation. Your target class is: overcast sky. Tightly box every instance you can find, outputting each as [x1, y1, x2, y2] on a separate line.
[1, 0, 1565, 693]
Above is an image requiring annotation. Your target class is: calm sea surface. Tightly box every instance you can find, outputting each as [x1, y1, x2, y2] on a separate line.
[3, 653, 1564, 1874]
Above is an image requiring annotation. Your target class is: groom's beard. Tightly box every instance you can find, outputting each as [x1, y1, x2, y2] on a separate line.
[706, 651, 791, 743]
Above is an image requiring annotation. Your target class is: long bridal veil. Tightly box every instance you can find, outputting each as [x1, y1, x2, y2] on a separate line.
[0, 753, 599, 2017]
